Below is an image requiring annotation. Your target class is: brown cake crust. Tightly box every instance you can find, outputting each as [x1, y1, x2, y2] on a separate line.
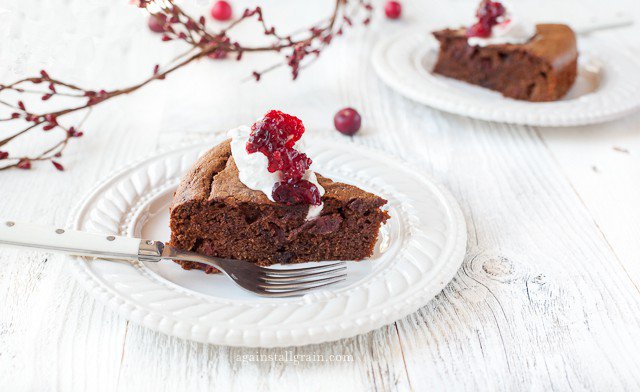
[169, 139, 390, 273]
[432, 24, 578, 102]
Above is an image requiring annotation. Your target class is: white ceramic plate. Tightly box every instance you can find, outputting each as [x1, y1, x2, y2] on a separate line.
[67, 136, 467, 347]
[372, 27, 640, 127]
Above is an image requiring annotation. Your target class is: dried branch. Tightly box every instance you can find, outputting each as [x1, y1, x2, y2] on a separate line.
[0, 0, 372, 171]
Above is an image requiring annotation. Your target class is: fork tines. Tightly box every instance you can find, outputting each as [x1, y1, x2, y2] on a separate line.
[257, 261, 347, 297]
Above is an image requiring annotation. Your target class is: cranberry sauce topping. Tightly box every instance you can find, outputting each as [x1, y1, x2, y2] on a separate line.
[466, 1, 506, 38]
[273, 179, 322, 206]
[246, 110, 321, 206]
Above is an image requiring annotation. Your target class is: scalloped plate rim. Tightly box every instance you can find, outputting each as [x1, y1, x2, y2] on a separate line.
[66, 136, 467, 347]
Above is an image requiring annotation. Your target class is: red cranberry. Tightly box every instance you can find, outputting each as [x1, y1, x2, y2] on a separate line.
[273, 180, 322, 206]
[147, 14, 166, 33]
[334, 108, 361, 136]
[211, 1, 233, 21]
[384, 1, 402, 19]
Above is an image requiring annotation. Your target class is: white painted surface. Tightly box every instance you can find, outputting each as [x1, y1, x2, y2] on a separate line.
[0, 0, 639, 390]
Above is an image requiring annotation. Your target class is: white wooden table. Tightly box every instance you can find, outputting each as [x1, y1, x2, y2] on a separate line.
[1, 0, 640, 390]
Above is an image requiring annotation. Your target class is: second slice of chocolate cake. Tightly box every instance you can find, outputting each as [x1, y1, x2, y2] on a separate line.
[433, 24, 578, 102]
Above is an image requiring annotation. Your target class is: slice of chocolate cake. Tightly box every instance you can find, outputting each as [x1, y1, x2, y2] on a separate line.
[433, 24, 578, 102]
[432, 1, 578, 102]
[169, 112, 389, 273]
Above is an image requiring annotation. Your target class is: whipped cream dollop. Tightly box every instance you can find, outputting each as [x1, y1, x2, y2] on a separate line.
[467, 13, 536, 47]
[228, 125, 325, 220]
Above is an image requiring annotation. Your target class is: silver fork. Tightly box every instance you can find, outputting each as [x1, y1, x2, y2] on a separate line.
[0, 221, 347, 297]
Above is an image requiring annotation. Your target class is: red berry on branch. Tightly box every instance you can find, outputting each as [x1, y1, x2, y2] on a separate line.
[67, 127, 84, 138]
[17, 160, 31, 170]
[208, 50, 228, 60]
[52, 161, 64, 171]
[211, 1, 233, 21]
[148, 14, 167, 33]
[45, 114, 57, 124]
[384, 1, 402, 19]
[0, 151, 8, 160]
[334, 108, 361, 136]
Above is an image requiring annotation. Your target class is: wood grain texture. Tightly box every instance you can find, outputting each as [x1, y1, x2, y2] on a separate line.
[1, 0, 640, 391]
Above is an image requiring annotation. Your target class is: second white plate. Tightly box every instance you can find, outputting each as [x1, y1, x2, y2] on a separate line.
[372, 27, 640, 127]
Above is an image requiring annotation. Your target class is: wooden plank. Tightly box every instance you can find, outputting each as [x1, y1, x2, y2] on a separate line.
[0, 106, 162, 391]
[116, 325, 411, 391]
[537, 112, 640, 290]
[377, 109, 640, 390]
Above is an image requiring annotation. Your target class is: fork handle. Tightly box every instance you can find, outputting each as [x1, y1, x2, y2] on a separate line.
[0, 220, 142, 260]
